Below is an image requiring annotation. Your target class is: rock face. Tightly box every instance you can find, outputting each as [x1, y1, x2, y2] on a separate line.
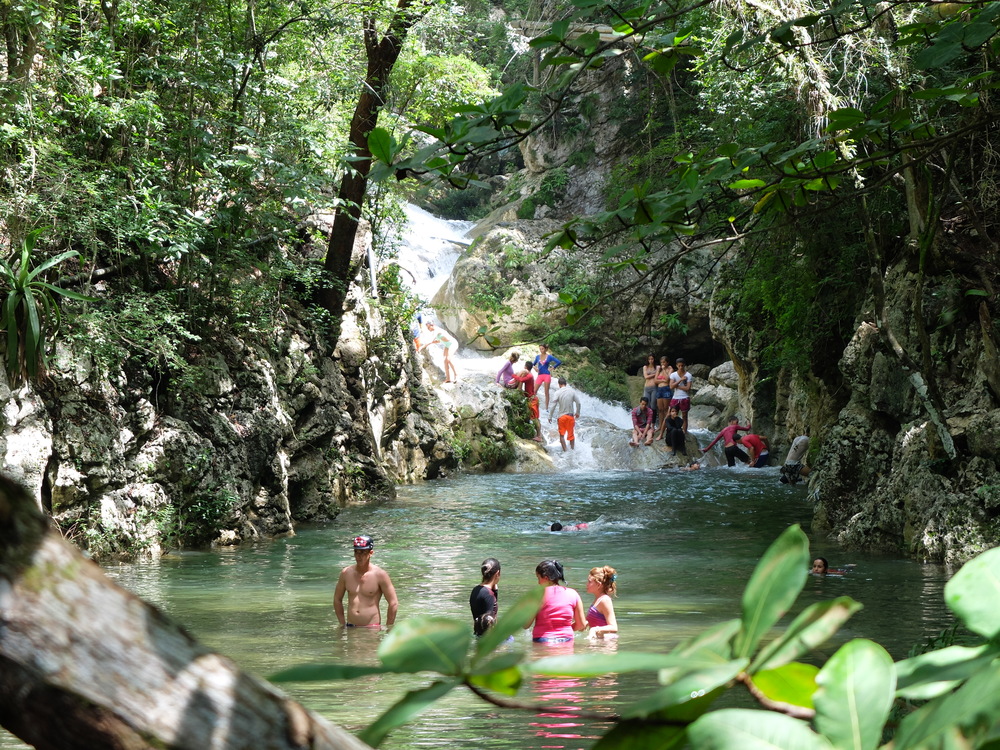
[0, 279, 460, 558]
[712, 254, 1000, 563]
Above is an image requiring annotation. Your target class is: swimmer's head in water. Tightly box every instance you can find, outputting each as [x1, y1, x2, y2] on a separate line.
[536, 559, 565, 583]
[353, 535, 374, 551]
[550, 522, 563, 531]
[811, 557, 829, 574]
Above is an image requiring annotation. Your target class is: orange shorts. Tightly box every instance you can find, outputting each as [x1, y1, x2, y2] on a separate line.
[529, 395, 539, 420]
[557, 414, 576, 442]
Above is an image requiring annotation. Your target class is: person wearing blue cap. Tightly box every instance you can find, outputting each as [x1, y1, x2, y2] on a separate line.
[334, 534, 398, 628]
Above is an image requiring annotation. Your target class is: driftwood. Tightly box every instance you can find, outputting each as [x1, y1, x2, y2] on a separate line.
[0, 475, 371, 750]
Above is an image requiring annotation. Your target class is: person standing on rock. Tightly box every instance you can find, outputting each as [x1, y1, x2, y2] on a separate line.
[334, 535, 398, 628]
[641, 354, 658, 414]
[669, 358, 693, 433]
[496, 351, 520, 387]
[548, 377, 581, 452]
[425, 321, 458, 383]
[654, 356, 674, 438]
[533, 344, 562, 411]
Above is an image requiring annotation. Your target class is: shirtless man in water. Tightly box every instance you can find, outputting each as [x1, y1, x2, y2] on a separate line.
[334, 535, 399, 627]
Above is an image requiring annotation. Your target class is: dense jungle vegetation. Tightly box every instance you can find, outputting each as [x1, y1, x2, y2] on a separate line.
[4, 0, 1000, 746]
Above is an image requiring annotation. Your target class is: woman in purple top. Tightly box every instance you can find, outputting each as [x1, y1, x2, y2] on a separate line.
[526, 559, 586, 643]
[496, 352, 520, 387]
[533, 344, 562, 410]
[586, 566, 618, 639]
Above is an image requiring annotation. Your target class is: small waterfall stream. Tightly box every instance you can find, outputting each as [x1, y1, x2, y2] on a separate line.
[392, 205, 634, 472]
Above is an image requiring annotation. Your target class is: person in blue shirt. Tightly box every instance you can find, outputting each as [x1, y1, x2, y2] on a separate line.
[533, 344, 562, 410]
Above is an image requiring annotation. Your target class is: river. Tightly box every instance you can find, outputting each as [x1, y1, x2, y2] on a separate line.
[1, 467, 955, 750]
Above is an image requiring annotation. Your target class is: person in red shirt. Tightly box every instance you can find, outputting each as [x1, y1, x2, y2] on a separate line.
[630, 397, 655, 446]
[513, 362, 543, 442]
[738, 434, 771, 467]
[702, 416, 753, 466]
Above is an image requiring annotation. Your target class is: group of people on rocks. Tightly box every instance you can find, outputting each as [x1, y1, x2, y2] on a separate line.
[334, 534, 618, 643]
[496, 346, 582, 452]
[631, 355, 693, 449]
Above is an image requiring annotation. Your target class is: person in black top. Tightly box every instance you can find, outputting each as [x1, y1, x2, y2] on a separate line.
[470, 558, 501, 636]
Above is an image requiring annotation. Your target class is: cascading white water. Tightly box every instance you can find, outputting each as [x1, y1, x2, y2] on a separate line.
[395, 204, 473, 303]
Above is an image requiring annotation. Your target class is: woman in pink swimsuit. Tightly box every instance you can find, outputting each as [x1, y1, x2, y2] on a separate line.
[526, 559, 586, 643]
[585, 565, 618, 639]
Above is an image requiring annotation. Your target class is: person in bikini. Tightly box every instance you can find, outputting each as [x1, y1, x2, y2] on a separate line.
[334, 535, 398, 628]
[586, 566, 618, 639]
[533, 344, 562, 410]
[654, 356, 674, 439]
[425, 321, 458, 383]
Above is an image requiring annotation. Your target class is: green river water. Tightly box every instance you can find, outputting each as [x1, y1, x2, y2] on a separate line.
[2, 467, 956, 749]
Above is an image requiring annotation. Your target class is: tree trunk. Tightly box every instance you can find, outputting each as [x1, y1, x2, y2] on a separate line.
[320, 0, 427, 342]
[0, 475, 372, 750]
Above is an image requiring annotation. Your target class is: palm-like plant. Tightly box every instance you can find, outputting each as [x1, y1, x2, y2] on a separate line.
[0, 229, 96, 386]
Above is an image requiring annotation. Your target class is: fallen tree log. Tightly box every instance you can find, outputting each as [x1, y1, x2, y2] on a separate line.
[0, 475, 371, 750]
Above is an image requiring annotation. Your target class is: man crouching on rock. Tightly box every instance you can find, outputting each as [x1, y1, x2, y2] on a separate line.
[335, 535, 398, 628]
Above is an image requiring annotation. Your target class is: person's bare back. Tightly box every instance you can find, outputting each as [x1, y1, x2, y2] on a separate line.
[334, 536, 398, 627]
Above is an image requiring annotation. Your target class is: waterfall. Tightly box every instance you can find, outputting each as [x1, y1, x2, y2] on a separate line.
[393, 204, 635, 469]
[395, 204, 473, 303]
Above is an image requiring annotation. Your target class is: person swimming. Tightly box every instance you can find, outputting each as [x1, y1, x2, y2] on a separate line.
[550, 522, 589, 532]
[811, 557, 855, 575]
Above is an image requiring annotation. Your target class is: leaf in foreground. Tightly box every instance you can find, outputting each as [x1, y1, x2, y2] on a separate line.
[813, 639, 895, 750]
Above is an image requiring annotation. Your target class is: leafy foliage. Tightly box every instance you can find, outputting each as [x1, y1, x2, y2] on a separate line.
[0, 230, 95, 385]
[272, 529, 1000, 748]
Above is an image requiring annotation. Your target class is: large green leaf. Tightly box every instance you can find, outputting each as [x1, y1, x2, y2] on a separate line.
[814, 639, 895, 750]
[895, 644, 999, 700]
[753, 662, 819, 709]
[944, 546, 1000, 639]
[734, 525, 810, 658]
[622, 659, 747, 719]
[25, 249, 79, 281]
[474, 586, 543, 661]
[358, 679, 459, 748]
[751, 597, 862, 672]
[688, 708, 834, 750]
[378, 617, 471, 675]
[268, 663, 390, 682]
[893, 661, 1000, 749]
[367, 127, 395, 164]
